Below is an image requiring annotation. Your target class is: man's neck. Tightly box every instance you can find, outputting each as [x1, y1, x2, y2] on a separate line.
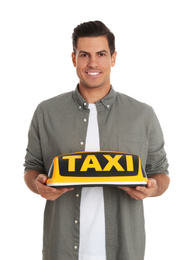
[78, 83, 111, 104]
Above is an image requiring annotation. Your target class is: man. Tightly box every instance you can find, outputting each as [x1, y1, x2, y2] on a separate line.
[24, 21, 169, 260]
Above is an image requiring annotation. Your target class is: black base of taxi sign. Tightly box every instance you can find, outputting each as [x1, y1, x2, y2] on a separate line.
[46, 151, 148, 188]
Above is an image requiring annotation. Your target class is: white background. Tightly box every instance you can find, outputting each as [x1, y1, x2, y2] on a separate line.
[0, 0, 186, 259]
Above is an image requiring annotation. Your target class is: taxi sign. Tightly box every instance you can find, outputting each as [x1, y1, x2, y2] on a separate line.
[46, 151, 148, 187]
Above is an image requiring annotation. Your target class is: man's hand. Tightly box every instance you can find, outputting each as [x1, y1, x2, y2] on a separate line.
[35, 174, 74, 201]
[118, 174, 170, 200]
[118, 178, 158, 200]
[24, 170, 74, 201]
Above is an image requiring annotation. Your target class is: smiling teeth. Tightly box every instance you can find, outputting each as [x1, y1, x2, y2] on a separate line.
[88, 72, 99, 75]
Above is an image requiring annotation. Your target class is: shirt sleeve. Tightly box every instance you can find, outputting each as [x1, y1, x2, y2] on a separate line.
[145, 107, 169, 177]
[24, 105, 46, 174]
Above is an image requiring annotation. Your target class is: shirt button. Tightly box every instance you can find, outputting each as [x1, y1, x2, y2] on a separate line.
[107, 104, 110, 108]
[74, 245, 78, 250]
[74, 220, 78, 224]
[76, 194, 80, 197]
[84, 118, 87, 122]
[84, 102, 87, 106]
[80, 141, 84, 146]
[79, 106, 82, 110]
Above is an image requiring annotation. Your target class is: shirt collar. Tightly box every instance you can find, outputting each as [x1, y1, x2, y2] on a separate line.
[72, 84, 116, 111]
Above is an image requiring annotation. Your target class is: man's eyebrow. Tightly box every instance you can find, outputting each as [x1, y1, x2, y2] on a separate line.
[79, 50, 89, 54]
[97, 50, 108, 54]
[78, 50, 108, 54]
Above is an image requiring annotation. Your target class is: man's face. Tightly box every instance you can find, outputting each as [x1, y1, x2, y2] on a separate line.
[72, 36, 117, 90]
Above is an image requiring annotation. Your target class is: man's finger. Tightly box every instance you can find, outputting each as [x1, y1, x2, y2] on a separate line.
[36, 174, 47, 183]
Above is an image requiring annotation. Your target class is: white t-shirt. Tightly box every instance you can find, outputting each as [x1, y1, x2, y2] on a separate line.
[79, 104, 106, 260]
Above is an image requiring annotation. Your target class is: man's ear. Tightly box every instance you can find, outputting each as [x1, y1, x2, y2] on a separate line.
[72, 52, 76, 67]
[111, 51, 117, 67]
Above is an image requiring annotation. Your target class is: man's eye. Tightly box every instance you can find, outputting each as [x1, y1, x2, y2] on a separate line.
[81, 54, 88, 57]
[99, 53, 105, 57]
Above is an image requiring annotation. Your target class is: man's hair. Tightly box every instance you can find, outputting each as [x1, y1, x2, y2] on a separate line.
[72, 21, 115, 56]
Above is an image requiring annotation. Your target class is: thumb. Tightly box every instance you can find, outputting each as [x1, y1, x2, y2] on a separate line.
[147, 179, 152, 188]
[37, 174, 47, 184]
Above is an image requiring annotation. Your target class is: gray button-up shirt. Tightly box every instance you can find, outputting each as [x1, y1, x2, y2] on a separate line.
[24, 86, 169, 260]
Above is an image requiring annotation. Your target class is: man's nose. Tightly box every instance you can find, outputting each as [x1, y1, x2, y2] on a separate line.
[87, 56, 98, 68]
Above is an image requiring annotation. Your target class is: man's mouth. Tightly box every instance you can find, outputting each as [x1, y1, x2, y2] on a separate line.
[87, 72, 100, 75]
[85, 71, 101, 77]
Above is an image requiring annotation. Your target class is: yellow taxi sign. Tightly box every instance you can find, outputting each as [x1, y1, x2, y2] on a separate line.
[46, 151, 148, 187]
